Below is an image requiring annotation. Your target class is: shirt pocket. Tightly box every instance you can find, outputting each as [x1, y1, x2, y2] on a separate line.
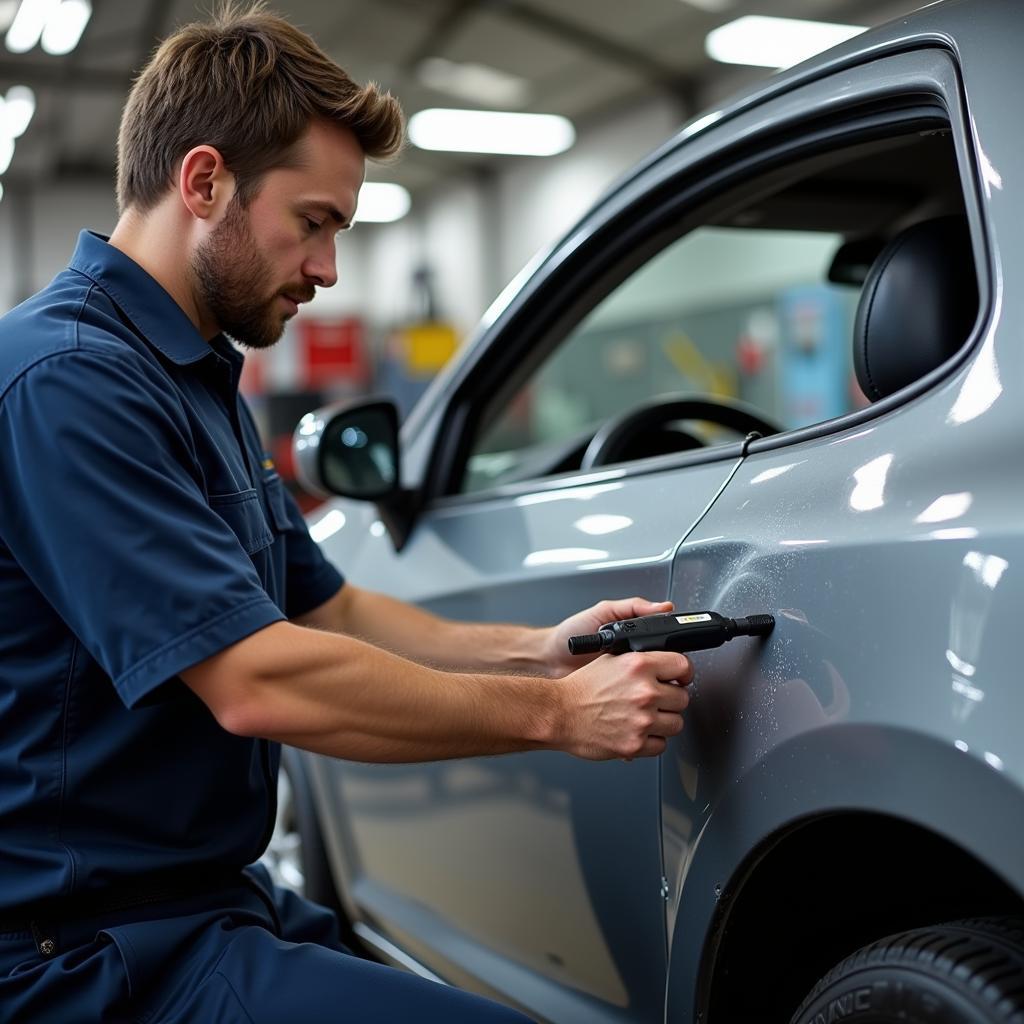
[261, 471, 293, 534]
[208, 488, 273, 555]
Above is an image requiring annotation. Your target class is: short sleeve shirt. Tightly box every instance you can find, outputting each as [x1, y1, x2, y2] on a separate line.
[0, 231, 344, 910]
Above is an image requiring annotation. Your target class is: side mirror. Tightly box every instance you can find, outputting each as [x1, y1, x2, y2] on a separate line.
[293, 398, 418, 549]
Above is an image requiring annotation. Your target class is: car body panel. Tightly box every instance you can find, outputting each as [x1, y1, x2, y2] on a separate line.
[661, 353, 1024, 915]
[297, 2, 1024, 1021]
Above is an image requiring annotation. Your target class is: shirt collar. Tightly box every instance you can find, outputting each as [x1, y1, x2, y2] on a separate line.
[68, 230, 217, 367]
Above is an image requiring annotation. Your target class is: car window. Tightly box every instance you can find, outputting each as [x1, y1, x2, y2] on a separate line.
[459, 127, 968, 496]
[463, 226, 860, 493]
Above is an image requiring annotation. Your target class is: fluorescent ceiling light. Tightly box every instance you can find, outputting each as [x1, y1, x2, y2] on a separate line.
[41, 0, 89, 55]
[0, 0, 18, 32]
[1, 86, 35, 138]
[0, 135, 13, 174]
[418, 57, 529, 108]
[355, 182, 411, 224]
[705, 15, 866, 69]
[678, 0, 734, 11]
[5, 0, 61, 52]
[409, 108, 575, 156]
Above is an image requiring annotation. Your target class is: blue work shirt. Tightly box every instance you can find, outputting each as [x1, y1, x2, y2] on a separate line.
[0, 230, 344, 913]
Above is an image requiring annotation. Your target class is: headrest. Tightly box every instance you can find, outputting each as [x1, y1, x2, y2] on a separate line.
[853, 217, 978, 402]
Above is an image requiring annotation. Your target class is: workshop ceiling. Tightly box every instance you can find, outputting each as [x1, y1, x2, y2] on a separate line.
[0, 0, 925, 197]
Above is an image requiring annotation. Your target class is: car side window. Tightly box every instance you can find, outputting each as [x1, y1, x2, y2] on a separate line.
[459, 127, 969, 495]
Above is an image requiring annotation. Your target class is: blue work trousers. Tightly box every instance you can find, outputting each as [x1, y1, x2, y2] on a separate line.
[0, 867, 535, 1023]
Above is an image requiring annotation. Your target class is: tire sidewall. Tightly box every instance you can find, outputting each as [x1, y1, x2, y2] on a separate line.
[793, 964, 1000, 1023]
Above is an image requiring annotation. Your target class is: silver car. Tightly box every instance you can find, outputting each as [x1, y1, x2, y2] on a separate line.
[275, 1, 1024, 1020]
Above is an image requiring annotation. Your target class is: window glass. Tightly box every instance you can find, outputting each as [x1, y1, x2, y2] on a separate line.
[463, 226, 863, 493]
[459, 125, 967, 495]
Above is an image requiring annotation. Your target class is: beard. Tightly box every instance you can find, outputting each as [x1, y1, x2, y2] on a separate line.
[191, 197, 308, 350]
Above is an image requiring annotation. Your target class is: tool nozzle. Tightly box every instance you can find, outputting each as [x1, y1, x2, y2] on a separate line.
[567, 633, 606, 655]
[732, 614, 775, 637]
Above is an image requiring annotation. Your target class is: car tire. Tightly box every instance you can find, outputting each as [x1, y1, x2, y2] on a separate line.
[790, 918, 1024, 1023]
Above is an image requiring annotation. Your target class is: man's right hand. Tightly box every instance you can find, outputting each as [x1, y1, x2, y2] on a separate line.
[557, 651, 694, 760]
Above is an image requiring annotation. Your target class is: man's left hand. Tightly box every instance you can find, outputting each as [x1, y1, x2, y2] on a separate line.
[541, 596, 674, 678]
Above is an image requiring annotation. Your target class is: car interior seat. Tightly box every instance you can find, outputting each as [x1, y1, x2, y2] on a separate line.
[853, 216, 979, 402]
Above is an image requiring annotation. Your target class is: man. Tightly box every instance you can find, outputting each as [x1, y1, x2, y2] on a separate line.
[0, 7, 693, 1022]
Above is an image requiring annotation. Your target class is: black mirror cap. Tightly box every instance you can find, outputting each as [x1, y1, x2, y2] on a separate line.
[293, 397, 401, 502]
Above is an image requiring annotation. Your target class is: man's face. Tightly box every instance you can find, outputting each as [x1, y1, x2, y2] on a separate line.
[192, 120, 365, 349]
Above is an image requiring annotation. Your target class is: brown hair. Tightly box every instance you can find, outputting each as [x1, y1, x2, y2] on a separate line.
[116, 3, 405, 213]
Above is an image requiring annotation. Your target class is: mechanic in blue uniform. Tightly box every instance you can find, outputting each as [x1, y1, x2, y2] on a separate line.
[0, 8, 693, 1023]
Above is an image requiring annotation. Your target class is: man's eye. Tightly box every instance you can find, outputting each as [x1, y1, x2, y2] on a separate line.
[303, 217, 321, 232]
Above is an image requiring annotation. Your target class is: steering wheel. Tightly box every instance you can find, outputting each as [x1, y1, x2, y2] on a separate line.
[580, 394, 783, 471]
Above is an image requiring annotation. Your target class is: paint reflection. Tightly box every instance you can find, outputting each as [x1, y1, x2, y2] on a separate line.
[849, 453, 893, 512]
[333, 750, 659, 1011]
[948, 331, 1002, 425]
[947, 550, 1007, 722]
[916, 492, 972, 524]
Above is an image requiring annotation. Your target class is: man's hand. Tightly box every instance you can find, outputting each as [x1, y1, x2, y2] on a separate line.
[557, 650, 693, 760]
[542, 596, 675, 678]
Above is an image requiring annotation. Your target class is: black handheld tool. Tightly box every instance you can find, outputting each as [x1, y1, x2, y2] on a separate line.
[568, 610, 774, 656]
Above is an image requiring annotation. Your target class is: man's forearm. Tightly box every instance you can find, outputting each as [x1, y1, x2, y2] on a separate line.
[183, 620, 563, 763]
[301, 585, 555, 677]
[183, 614, 694, 764]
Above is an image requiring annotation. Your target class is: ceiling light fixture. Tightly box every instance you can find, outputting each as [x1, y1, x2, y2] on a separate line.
[1, 86, 35, 138]
[354, 182, 411, 224]
[409, 108, 575, 156]
[0, 135, 14, 175]
[40, 0, 90, 55]
[5, 0, 60, 53]
[678, 0, 734, 12]
[705, 15, 866, 69]
[417, 57, 529, 108]
[0, 0, 18, 33]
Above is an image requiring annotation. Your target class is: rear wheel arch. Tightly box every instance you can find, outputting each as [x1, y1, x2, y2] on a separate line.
[699, 812, 1024, 1021]
[663, 725, 1024, 1022]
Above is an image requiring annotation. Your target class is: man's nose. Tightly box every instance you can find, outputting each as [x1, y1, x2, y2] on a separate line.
[304, 244, 338, 288]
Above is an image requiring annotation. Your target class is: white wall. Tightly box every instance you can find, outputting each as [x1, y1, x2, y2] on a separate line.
[0, 196, 14, 312]
[32, 183, 119, 288]
[494, 97, 680, 287]
[0, 181, 118, 311]
[422, 178, 494, 337]
[361, 214, 422, 331]
[329, 174, 495, 340]
[585, 228, 842, 329]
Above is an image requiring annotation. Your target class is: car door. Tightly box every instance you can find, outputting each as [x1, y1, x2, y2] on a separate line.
[313, 464, 736, 1023]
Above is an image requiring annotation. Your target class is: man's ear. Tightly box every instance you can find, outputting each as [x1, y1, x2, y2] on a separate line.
[179, 145, 235, 220]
